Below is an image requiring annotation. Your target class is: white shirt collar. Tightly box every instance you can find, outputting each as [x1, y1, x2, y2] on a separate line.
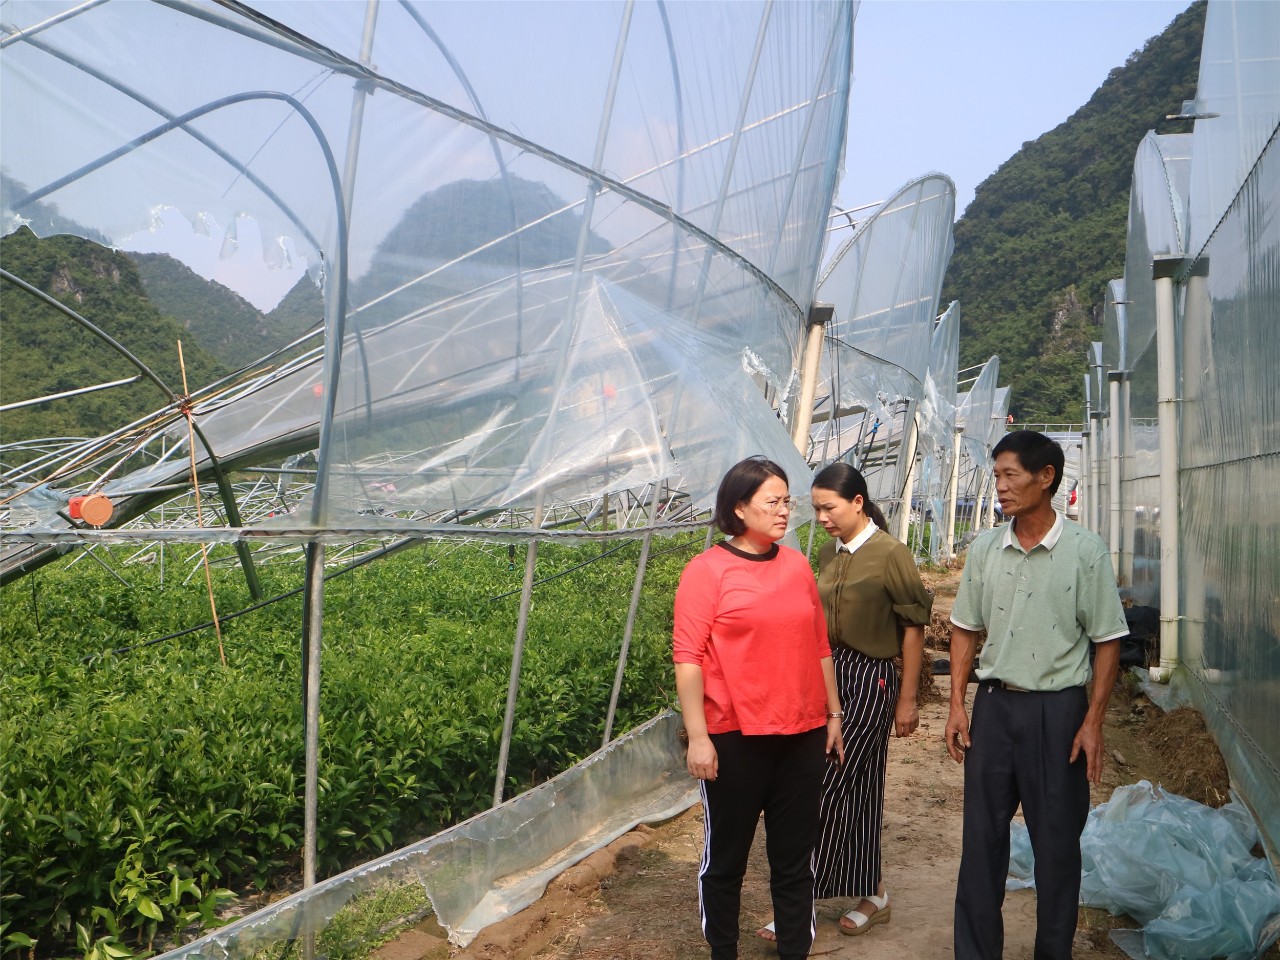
[838, 520, 878, 556]
[1000, 511, 1064, 552]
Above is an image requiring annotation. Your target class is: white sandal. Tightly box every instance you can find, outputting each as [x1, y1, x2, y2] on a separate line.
[840, 888, 890, 936]
[757, 920, 776, 941]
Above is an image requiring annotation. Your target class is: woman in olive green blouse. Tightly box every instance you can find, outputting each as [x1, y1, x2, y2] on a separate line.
[801, 462, 934, 936]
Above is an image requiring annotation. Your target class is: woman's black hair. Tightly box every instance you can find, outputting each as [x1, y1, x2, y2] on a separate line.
[713, 456, 789, 536]
[811, 461, 889, 531]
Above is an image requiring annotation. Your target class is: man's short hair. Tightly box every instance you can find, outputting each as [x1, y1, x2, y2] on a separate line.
[713, 456, 789, 536]
[992, 430, 1065, 495]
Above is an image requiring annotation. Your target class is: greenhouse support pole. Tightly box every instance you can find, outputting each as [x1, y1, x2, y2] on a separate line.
[1150, 258, 1182, 682]
[1090, 348, 1105, 534]
[299, 0, 376, 905]
[791, 303, 833, 452]
[301, 542, 325, 890]
[1120, 375, 1135, 585]
[972, 471, 985, 531]
[941, 425, 962, 559]
[1090, 409, 1104, 533]
[494, 537, 539, 807]
[1085, 424, 1095, 535]
[1108, 370, 1125, 582]
[602, 486, 662, 746]
[603, 534, 651, 746]
[895, 411, 920, 544]
[1081, 372, 1092, 532]
[984, 472, 997, 529]
[1180, 262, 1211, 679]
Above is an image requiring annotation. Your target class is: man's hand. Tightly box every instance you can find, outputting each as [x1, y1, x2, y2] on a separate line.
[945, 705, 971, 763]
[895, 698, 920, 738]
[685, 734, 719, 781]
[1070, 719, 1106, 784]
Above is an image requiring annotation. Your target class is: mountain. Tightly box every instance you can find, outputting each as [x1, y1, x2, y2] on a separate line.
[349, 176, 610, 327]
[1, 176, 597, 450]
[0, 229, 229, 451]
[942, 1, 1206, 422]
[267, 274, 325, 346]
[132, 253, 321, 369]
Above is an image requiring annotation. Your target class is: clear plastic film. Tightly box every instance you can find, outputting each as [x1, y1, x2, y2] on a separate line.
[1092, 0, 1280, 868]
[1005, 781, 1280, 960]
[1, 0, 856, 539]
[155, 712, 697, 954]
[806, 174, 956, 530]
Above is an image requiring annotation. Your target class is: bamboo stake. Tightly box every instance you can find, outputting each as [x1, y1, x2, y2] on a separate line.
[178, 341, 226, 667]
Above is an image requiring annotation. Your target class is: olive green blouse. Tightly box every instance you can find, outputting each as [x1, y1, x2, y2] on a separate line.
[816, 528, 934, 659]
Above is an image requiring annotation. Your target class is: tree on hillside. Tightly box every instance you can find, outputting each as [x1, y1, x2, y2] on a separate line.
[943, 1, 1205, 422]
[0, 230, 228, 451]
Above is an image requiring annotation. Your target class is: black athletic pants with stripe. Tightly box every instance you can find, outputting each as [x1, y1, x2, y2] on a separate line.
[699, 726, 826, 960]
[954, 682, 1090, 960]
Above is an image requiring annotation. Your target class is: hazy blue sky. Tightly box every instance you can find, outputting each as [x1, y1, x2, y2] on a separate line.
[124, 0, 1193, 308]
[840, 0, 1192, 217]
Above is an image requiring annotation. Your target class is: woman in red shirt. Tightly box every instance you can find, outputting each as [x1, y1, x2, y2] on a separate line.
[674, 456, 844, 960]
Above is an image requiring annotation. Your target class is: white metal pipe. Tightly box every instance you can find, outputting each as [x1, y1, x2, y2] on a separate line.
[895, 411, 920, 544]
[603, 484, 662, 745]
[1150, 261, 1182, 682]
[942, 426, 962, 558]
[603, 530, 651, 746]
[1108, 371, 1124, 581]
[1088, 414, 1101, 532]
[984, 469, 996, 529]
[1080, 429, 1091, 530]
[494, 538, 539, 806]
[301, 543, 325, 889]
[791, 308, 830, 452]
[1085, 371, 1095, 535]
[1120, 376, 1134, 586]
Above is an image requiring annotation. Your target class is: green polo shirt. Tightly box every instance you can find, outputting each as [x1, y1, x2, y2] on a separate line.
[951, 513, 1128, 691]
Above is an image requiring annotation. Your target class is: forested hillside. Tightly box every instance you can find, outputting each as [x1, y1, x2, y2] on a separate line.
[132, 253, 318, 370]
[942, 1, 1205, 422]
[0, 229, 228, 449]
[1, 175, 592, 448]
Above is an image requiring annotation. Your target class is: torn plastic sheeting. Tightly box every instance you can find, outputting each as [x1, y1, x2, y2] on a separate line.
[1005, 781, 1280, 959]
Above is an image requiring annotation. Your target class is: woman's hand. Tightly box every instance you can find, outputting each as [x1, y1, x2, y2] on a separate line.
[826, 716, 846, 764]
[686, 734, 719, 781]
[894, 697, 920, 738]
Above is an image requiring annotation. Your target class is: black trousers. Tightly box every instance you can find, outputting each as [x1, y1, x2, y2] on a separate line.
[954, 683, 1090, 960]
[699, 726, 826, 960]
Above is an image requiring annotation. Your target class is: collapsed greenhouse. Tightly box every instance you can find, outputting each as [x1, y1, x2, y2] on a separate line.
[0, 0, 999, 951]
[2, 0, 1276, 956]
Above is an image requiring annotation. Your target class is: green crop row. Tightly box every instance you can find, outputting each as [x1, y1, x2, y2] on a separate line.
[0, 536, 694, 959]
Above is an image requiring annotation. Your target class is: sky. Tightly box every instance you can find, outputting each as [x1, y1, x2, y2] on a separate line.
[122, 0, 1193, 310]
[839, 0, 1192, 217]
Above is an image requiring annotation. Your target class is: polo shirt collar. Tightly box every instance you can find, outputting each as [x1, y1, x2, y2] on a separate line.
[838, 521, 877, 555]
[1000, 511, 1064, 553]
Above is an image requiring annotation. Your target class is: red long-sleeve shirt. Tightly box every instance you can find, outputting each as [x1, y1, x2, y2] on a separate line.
[673, 542, 830, 735]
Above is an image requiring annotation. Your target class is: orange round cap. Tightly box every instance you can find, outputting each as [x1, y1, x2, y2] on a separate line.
[79, 492, 114, 527]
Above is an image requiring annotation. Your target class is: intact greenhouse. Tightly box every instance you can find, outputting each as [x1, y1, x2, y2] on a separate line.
[1, 0, 999, 953]
[1083, 0, 1279, 866]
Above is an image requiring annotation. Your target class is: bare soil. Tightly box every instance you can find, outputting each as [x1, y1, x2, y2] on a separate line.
[381, 565, 1255, 960]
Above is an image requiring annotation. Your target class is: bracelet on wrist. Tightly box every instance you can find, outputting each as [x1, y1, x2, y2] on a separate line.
[827, 711, 844, 719]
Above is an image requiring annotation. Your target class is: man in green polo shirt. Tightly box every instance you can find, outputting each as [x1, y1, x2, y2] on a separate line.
[945, 430, 1128, 960]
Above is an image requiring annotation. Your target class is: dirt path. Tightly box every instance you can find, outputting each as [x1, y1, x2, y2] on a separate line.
[450, 674, 1157, 960]
[396, 567, 1243, 960]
